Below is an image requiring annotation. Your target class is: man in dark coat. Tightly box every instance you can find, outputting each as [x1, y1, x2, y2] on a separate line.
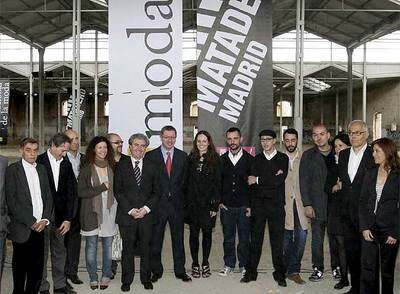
[0, 154, 8, 284]
[241, 130, 288, 287]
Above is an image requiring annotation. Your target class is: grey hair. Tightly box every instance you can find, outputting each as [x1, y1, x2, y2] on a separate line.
[128, 133, 149, 147]
[348, 120, 368, 133]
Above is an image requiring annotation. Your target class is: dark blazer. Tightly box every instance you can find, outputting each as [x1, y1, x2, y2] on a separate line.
[359, 167, 400, 239]
[37, 152, 77, 227]
[0, 155, 9, 234]
[114, 158, 160, 226]
[145, 147, 187, 211]
[5, 160, 53, 243]
[338, 146, 375, 225]
[220, 150, 253, 208]
[299, 146, 335, 221]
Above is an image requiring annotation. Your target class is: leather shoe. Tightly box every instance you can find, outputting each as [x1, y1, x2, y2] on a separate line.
[273, 271, 287, 287]
[240, 272, 256, 283]
[121, 284, 130, 292]
[287, 274, 306, 285]
[143, 282, 153, 290]
[334, 280, 349, 289]
[67, 275, 83, 285]
[151, 273, 162, 283]
[39, 291, 50, 294]
[175, 273, 192, 282]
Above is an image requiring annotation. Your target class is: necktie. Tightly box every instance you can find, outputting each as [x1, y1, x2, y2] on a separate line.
[134, 161, 141, 186]
[166, 151, 172, 177]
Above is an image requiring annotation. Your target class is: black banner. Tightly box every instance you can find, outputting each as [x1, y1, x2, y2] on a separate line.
[0, 80, 10, 145]
[197, 0, 273, 148]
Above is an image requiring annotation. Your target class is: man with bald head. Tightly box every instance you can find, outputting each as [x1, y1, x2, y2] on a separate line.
[106, 133, 130, 163]
[338, 120, 374, 294]
[64, 129, 85, 285]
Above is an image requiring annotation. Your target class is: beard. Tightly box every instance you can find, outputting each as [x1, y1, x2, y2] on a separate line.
[285, 145, 297, 153]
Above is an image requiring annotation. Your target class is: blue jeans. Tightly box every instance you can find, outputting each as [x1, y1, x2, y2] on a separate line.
[283, 202, 307, 275]
[220, 206, 250, 269]
[85, 235, 113, 282]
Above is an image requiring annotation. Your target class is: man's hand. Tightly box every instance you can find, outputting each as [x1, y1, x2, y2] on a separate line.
[245, 207, 251, 217]
[33, 220, 48, 232]
[219, 203, 228, 211]
[58, 221, 71, 236]
[129, 208, 139, 219]
[362, 230, 374, 242]
[210, 211, 217, 218]
[275, 169, 283, 175]
[135, 207, 147, 219]
[386, 236, 397, 245]
[305, 206, 315, 219]
[248, 176, 257, 185]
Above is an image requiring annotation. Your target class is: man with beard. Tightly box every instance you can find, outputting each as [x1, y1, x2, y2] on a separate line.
[282, 129, 308, 284]
[218, 127, 253, 277]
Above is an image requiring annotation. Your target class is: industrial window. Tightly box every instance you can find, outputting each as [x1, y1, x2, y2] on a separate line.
[373, 112, 382, 140]
[276, 101, 292, 117]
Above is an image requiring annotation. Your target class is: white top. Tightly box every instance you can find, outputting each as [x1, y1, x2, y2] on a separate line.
[47, 149, 63, 191]
[228, 148, 243, 166]
[374, 183, 384, 214]
[22, 159, 43, 222]
[67, 151, 81, 179]
[263, 149, 277, 161]
[348, 143, 368, 183]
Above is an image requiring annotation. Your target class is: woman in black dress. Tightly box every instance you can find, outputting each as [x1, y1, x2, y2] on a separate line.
[327, 134, 350, 289]
[359, 137, 400, 294]
[184, 130, 221, 278]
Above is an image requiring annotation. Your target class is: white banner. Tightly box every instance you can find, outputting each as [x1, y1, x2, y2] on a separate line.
[109, 0, 183, 152]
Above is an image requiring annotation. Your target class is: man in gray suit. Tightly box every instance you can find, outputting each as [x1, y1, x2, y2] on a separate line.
[0, 154, 9, 284]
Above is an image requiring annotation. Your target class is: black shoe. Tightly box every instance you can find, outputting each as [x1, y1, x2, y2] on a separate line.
[143, 282, 153, 290]
[67, 275, 83, 285]
[175, 273, 192, 282]
[121, 284, 130, 292]
[66, 281, 74, 290]
[309, 268, 324, 282]
[39, 291, 50, 294]
[240, 272, 256, 283]
[334, 280, 349, 289]
[272, 271, 287, 287]
[151, 273, 162, 283]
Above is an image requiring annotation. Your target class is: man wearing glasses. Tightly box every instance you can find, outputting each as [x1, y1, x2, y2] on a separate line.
[145, 125, 192, 282]
[337, 120, 374, 294]
[107, 133, 130, 163]
[299, 123, 335, 282]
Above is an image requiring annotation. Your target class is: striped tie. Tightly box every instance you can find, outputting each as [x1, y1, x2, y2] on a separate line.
[134, 160, 141, 186]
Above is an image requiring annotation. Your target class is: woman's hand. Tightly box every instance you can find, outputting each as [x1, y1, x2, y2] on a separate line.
[362, 229, 374, 242]
[210, 211, 217, 218]
[386, 236, 397, 245]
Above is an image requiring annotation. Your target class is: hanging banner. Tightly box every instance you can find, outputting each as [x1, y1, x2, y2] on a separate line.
[66, 88, 86, 130]
[197, 0, 273, 148]
[0, 80, 10, 145]
[108, 0, 183, 151]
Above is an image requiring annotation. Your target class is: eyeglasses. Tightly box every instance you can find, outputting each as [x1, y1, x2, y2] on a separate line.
[348, 131, 365, 137]
[111, 141, 123, 145]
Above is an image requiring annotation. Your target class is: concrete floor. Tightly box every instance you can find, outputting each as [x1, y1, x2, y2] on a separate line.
[1, 218, 400, 294]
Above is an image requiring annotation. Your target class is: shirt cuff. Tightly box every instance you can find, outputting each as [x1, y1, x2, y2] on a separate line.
[40, 219, 50, 226]
[143, 206, 150, 214]
[256, 177, 259, 184]
[128, 208, 136, 215]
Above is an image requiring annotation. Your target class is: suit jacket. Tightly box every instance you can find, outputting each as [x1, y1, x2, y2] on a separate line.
[114, 157, 160, 226]
[338, 146, 375, 226]
[37, 152, 77, 227]
[5, 160, 53, 243]
[145, 146, 187, 212]
[359, 167, 400, 239]
[0, 155, 9, 234]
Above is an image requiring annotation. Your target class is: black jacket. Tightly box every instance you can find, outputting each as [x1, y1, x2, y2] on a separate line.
[114, 158, 160, 226]
[338, 146, 375, 226]
[250, 151, 288, 205]
[220, 150, 253, 208]
[37, 152, 77, 227]
[359, 167, 400, 239]
[5, 160, 53, 243]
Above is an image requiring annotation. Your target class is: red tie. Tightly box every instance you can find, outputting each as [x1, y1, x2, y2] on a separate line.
[166, 152, 172, 177]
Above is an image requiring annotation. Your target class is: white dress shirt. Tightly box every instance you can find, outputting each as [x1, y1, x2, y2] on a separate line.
[263, 149, 277, 161]
[128, 157, 150, 214]
[67, 151, 81, 179]
[228, 148, 243, 166]
[47, 149, 63, 191]
[348, 143, 368, 183]
[22, 159, 44, 222]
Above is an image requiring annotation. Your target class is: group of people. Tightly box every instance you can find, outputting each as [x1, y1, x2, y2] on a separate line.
[0, 120, 398, 294]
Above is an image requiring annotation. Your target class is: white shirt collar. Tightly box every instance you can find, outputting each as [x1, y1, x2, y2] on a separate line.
[350, 143, 368, 156]
[47, 149, 63, 163]
[228, 148, 243, 166]
[22, 158, 37, 168]
[263, 149, 277, 160]
[131, 157, 144, 171]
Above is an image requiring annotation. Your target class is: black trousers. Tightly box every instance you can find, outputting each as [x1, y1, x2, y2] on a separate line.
[247, 198, 286, 280]
[64, 218, 81, 277]
[189, 225, 212, 267]
[151, 201, 185, 276]
[12, 230, 45, 294]
[360, 230, 399, 294]
[310, 219, 327, 271]
[329, 233, 348, 282]
[344, 218, 362, 293]
[119, 216, 152, 285]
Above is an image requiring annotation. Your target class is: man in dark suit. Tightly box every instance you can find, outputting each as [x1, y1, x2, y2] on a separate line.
[114, 133, 160, 292]
[64, 129, 85, 285]
[241, 130, 288, 287]
[338, 120, 375, 294]
[5, 138, 53, 294]
[0, 154, 8, 284]
[145, 125, 191, 282]
[38, 133, 77, 294]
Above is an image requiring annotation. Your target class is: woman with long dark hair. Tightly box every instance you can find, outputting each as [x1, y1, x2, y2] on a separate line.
[359, 137, 400, 294]
[184, 130, 221, 278]
[78, 136, 117, 290]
